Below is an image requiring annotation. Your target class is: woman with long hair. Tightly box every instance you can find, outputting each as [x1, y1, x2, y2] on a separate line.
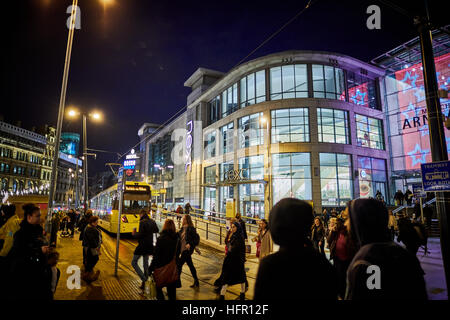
[218, 221, 247, 300]
[257, 219, 273, 260]
[311, 217, 326, 257]
[149, 219, 180, 300]
[81, 216, 102, 283]
[177, 214, 199, 288]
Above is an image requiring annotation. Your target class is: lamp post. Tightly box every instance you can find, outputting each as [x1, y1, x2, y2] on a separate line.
[261, 116, 271, 216]
[67, 108, 102, 211]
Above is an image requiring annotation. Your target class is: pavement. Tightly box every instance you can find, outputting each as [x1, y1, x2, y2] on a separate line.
[53, 228, 259, 300]
[52, 227, 448, 300]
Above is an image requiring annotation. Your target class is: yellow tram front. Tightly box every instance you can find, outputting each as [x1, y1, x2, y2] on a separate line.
[91, 181, 152, 234]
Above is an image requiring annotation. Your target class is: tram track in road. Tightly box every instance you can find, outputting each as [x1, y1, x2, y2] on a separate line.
[101, 232, 255, 299]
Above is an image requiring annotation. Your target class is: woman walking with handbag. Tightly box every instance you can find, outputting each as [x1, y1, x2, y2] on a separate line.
[218, 221, 247, 300]
[81, 216, 102, 283]
[177, 214, 200, 288]
[148, 219, 180, 300]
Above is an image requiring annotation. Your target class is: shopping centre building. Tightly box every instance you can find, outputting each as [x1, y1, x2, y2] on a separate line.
[139, 27, 449, 219]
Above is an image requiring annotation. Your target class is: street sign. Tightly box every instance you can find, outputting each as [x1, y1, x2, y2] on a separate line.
[118, 167, 124, 192]
[421, 161, 450, 192]
[412, 183, 427, 198]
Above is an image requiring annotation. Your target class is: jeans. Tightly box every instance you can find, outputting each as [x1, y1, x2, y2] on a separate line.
[132, 254, 149, 282]
[85, 248, 99, 272]
[177, 250, 198, 281]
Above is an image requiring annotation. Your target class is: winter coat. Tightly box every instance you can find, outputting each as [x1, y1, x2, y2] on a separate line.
[237, 219, 248, 240]
[8, 221, 49, 299]
[133, 215, 159, 256]
[77, 215, 91, 241]
[258, 229, 273, 260]
[82, 225, 101, 249]
[346, 198, 427, 300]
[148, 230, 180, 273]
[220, 231, 247, 285]
[326, 227, 356, 261]
[311, 225, 325, 244]
[254, 246, 337, 300]
[178, 225, 198, 254]
[0, 214, 21, 257]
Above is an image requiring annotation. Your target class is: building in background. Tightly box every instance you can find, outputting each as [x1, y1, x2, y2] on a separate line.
[372, 26, 449, 195]
[60, 132, 80, 157]
[0, 120, 83, 208]
[140, 51, 389, 217]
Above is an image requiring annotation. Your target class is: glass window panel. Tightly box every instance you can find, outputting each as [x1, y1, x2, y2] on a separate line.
[247, 73, 255, 101]
[324, 66, 336, 94]
[274, 109, 289, 118]
[272, 153, 291, 166]
[292, 179, 312, 200]
[320, 153, 336, 165]
[240, 78, 247, 106]
[291, 153, 310, 165]
[295, 65, 308, 92]
[270, 67, 282, 94]
[282, 65, 295, 92]
[312, 65, 325, 94]
[255, 71, 265, 98]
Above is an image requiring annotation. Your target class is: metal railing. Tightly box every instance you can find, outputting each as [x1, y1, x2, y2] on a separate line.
[392, 197, 436, 215]
[153, 207, 259, 248]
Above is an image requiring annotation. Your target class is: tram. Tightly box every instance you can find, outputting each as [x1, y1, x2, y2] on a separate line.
[90, 181, 152, 234]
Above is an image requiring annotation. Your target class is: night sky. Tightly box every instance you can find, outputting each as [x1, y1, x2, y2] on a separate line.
[1, 0, 446, 175]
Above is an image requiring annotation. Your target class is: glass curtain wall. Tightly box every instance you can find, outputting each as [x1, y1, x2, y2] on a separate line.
[222, 83, 238, 117]
[270, 64, 308, 100]
[238, 112, 264, 148]
[272, 153, 312, 204]
[271, 108, 309, 143]
[208, 95, 221, 125]
[220, 122, 234, 154]
[355, 114, 385, 150]
[204, 130, 216, 159]
[239, 155, 265, 220]
[347, 71, 379, 109]
[219, 161, 234, 213]
[319, 153, 353, 207]
[240, 70, 266, 107]
[203, 165, 216, 213]
[357, 156, 387, 200]
[317, 108, 350, 144]
[312, 65, 346, 100]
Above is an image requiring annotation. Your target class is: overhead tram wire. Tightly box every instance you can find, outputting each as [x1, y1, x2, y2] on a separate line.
[233, 0, 317, 68]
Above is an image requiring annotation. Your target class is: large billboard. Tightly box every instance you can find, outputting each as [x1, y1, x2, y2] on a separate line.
[386, 52, 450, 171]
[60, 132, 80, 157]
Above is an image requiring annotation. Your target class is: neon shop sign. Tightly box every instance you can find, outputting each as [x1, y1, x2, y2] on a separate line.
[185, 120, 193, 173]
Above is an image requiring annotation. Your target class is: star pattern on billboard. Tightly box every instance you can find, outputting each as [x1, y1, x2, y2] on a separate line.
[407, 143, 429, 167]
[400, 71, 419, 88]
[350, 89, 367, 105]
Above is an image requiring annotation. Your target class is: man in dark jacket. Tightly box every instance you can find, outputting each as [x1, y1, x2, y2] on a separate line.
[345, 198, 427, 300]
[254, 198, 337, 300]
[394, 190, 404, 206]
[404, 189, 413, 206]
[423, 204, 433, 229]
[67, 209, 76, 237]
[235, 213, 248, 240]
[132, 209, 159, 289]
[8, 203, 50, 300]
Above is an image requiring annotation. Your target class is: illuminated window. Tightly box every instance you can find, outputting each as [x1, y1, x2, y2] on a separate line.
[222, 83, 238, 118]
[270, 64, 308, 100]
[204, 130, 216, 159]
[355, 114, 385, 150]
[317, 108, 350, 144]
[238, 112, 264, 148]
[320, 153, 353, 207]
[271, 108, 309, 143]
[312, 65, 346, 100]
[272, 153, 312, 204]
[240, 70, 266, 107]
[347, 71, 379, 109]
[220, 122, 234, 154]
[358, 156, 387, 200]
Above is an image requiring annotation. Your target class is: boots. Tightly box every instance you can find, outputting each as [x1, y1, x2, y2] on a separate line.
[90, 270, 100, 281]
[235, 293, 245, 300]
[81, 271, 91, 282]
[190, 279, 199, 288]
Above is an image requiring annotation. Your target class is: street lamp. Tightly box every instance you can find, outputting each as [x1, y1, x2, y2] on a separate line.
[67, 107, 103, 210]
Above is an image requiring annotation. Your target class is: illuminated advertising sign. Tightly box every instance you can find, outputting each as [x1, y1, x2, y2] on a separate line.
[124, 160, 136, 169]
[391, 52, 450, 170]
[185, 120, 193, 173]
[60, 132, 80, 156]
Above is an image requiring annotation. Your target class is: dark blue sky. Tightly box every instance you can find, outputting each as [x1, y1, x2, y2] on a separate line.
[1, 0, 445, 174]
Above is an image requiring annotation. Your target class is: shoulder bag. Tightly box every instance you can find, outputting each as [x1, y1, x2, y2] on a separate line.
[153, 238, 179, 288]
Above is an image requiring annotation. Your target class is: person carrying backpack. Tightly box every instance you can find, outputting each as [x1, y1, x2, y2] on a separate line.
[177, 214, 200, 288]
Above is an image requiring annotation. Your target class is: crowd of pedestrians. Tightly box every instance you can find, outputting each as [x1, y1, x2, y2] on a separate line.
[0, 193, 432, 301]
